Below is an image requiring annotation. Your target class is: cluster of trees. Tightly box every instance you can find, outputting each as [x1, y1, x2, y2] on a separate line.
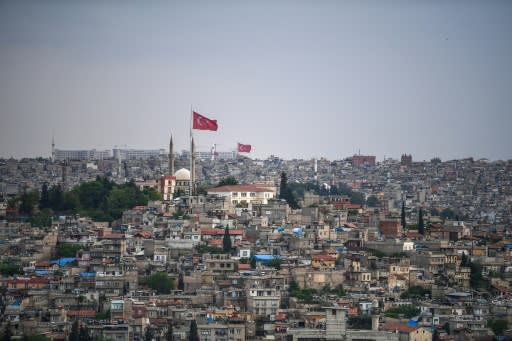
[56, 243, 83, 258]
[286, 180, 374, 207]
[459, 253, 491, 289]
[279, 173, 299, 209]
[144, 272, 175, 294]
[288, 281, 318, 304]
[347, 316, 372, 329]
[0, 261, 22, 276]
[366, 248, 407, 259]
[400, 285, 431, 299]
[217, 176, 238, 187]
[320, 283, 346, 297]
[487, 319, 508, 336]
[9, 177, 161, 223]
[384, 305, 420, 319]
[288, 281, 346, 304]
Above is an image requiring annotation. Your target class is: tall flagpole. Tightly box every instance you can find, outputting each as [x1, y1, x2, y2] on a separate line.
[190, 106, 193, 197]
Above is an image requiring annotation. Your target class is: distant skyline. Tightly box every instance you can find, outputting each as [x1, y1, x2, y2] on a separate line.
[1, 1, 511, 162]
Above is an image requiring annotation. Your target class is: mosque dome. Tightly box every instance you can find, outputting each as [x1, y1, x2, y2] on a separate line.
[174, 168, 191, 181]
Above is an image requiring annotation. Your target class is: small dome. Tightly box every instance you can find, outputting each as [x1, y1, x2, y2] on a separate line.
[174, 168, 191, 181]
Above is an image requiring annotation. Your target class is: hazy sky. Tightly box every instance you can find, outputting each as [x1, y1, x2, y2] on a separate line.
[1, 1, 511, 161]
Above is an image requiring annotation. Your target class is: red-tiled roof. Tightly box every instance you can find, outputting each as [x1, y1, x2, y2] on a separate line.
[208, 239, 222, 246]
[135, 231, 152, 239]
[67, 309, 96, 318]
[346, 204, 362, 209]
[382, 323, 417, 333]
[406, 231, 424, 239]
[8, 277, 49, 285]
[238, 263, 251, 270]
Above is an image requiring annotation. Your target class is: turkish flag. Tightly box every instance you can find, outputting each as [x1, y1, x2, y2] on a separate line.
[193, 111, 218, 131]
[237, 143, 252, 153]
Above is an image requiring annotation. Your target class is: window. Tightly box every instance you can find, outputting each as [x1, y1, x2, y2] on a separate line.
[241, 192, 247, 197]
[232, 192, 238, 197]
[250, 192, 256, 197]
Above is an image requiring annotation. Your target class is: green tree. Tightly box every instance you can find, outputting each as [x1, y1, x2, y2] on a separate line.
[56, 243, 83, 258]
[279, 172, 299, 209]
[440, 208, 455, 221]
[177, 274, 184, 291]
[349, 191, 365, 206]
[401, 200, 407, 230]
[400, 285, 431, 299]
[146, 272, 175, 294]
[384, 305, 420, 319]
[348, 316, 372, 329]
[19, 190, 40, 216]
[31, 208, 52, 227]
[487, 320, 508, 336]
[0, 261, 22, 276]
[95, 309, 110, 320]
[418, 208, 425, 235]
[460, 253, 469, 267]
[223, 226, 232, 254]
[197, 245, 223, 254]
[189, 320, 199, 341]
[49, 185, 64, 211]
[196, 184, 210, 195]
[288, 280, 318, 303]
[268, 257, 281, 270]
[39, 182, 50, 210]
[366, 195, 380, 208]
[62, 190, 80, 212]
[279, 172, 289, 200]
[142, 187, 162, 201]
[217, 177, 238, 187]
[469, 260, 489, 289]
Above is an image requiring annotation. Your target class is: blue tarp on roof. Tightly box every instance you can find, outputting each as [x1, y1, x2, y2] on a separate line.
[35, 270, 49, 276]
[253, 255, 277, 262]
[293, 227, 304, 236]
[407, 319, 419, 327]
[51, 257, 76, 266]
[80, 272, 97, 278]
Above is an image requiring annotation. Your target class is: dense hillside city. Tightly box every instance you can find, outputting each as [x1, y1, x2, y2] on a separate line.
[0, 152, 511, 341]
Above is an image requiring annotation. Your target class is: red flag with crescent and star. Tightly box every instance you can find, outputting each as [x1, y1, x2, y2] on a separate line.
[193, 111, 218, 131]
[237, 143, 252, 153]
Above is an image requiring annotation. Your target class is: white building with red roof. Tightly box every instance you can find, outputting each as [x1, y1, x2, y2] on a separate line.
[207, 184, 276, 206]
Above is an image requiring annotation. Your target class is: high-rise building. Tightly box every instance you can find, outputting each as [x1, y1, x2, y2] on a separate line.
[112, 148, 166, 160]
[54, 149, 112, 161]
